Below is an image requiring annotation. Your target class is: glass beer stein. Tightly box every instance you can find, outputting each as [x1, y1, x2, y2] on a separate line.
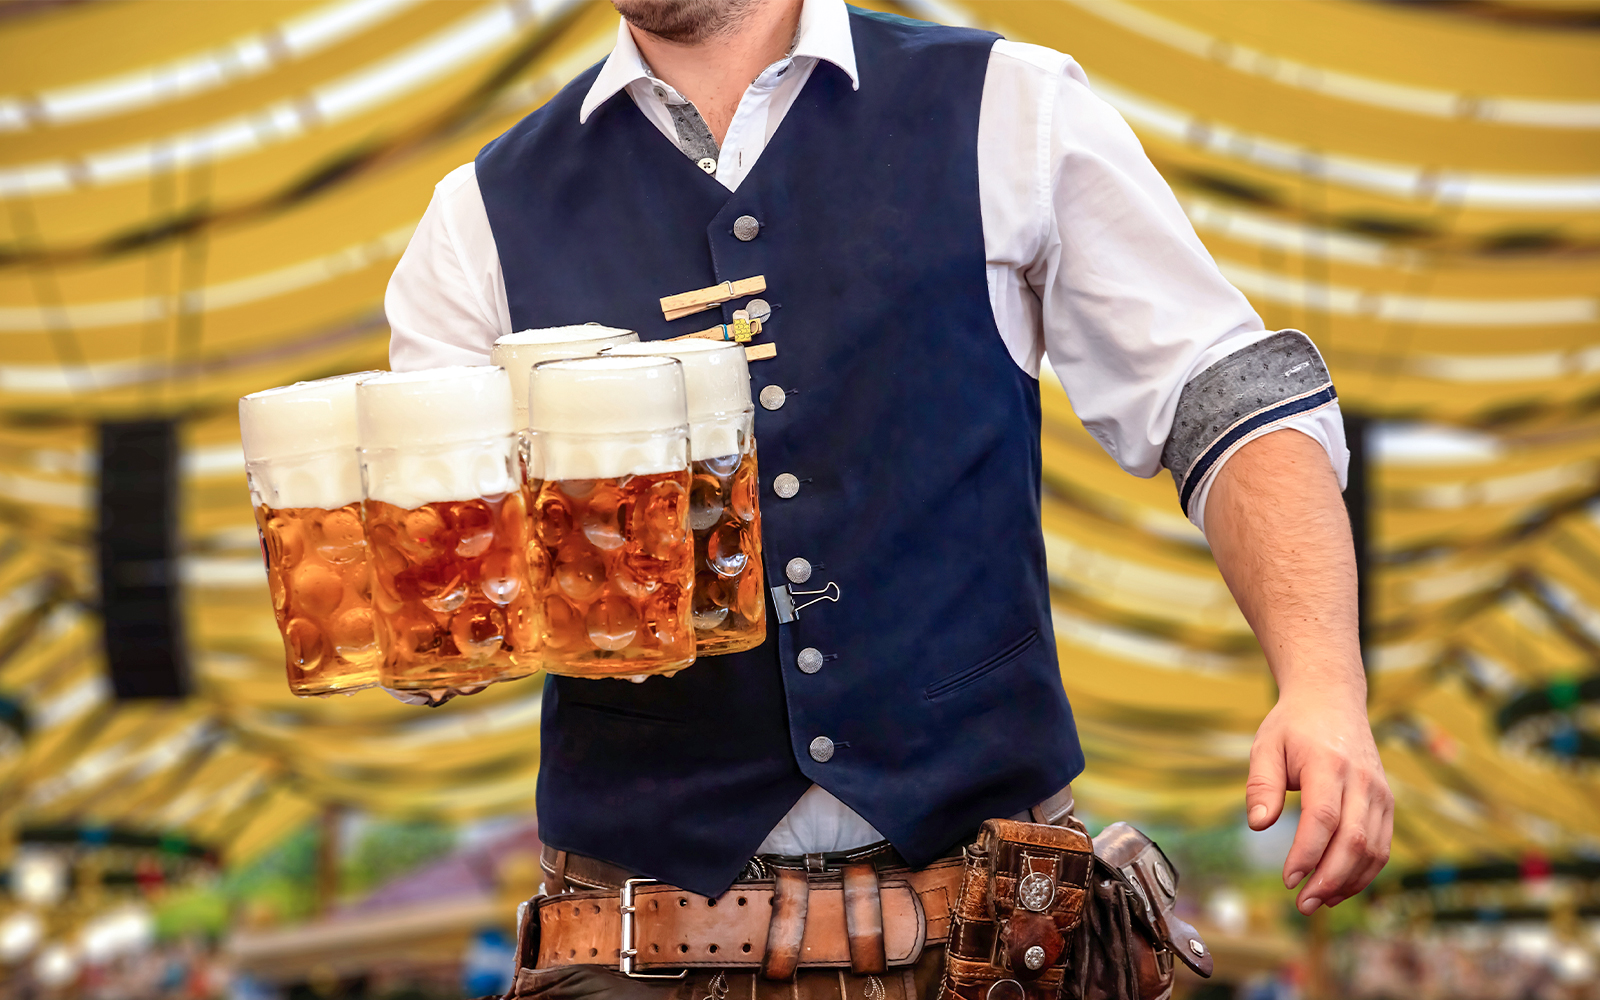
[240, 373, 382, 697]
[606, 340, 766, 655]
[356, 367, 539, 693]
[525, 356, 696, 678]
[491, 325, 638, 429]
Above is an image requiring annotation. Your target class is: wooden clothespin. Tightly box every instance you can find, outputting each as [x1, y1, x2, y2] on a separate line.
[745, 343, 776, 362]
[660, 276, 767, 322]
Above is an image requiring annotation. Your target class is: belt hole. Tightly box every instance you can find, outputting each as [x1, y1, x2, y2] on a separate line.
[591, 904, 601, 914]
[709, 944, 719, 954]
[568, 949, 576, 958]
[651, 944, 660, 953]
[678, 898, 688, 907]
[572, 906, 581, 916]
[650, 899, 659, 910]
[678, 944, 689, 954]
[708, 898, 718, 907]
[742, 943, 752, 953]
[737, 897, 747, 906]
[589, 948, 598, 958]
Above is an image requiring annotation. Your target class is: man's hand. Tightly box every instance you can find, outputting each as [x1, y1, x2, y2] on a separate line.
[1248, 680, 1392, 913]
[1204, 427, 1393, 913]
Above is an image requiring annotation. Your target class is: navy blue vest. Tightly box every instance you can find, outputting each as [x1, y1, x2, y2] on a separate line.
[476, 8, 1083, 897]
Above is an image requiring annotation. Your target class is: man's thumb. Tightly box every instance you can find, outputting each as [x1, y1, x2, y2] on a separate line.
[1246, 735, 1288, 830]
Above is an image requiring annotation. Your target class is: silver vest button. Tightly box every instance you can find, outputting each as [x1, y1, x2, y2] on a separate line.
[697, 157, 717, 174]
[797, 647, 824, 674]
[808, 736, 834, 762]
[733, 215, 760, 241]
[773, 473, 799, 498]
[747, 298, 772, 322]
[785, 557, 812, 583]
[759, 385, 786, 410]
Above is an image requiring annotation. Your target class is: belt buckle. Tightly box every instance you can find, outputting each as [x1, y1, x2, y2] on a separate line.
[619, 878, 688, 979]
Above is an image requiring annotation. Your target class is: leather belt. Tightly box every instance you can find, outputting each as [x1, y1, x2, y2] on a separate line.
[525, 857, 966, 978]
[524, 786, 1075, 981]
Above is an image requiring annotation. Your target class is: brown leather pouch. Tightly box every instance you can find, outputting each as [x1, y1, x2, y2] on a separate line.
[939, 820, 1211, 1000]
[939, 818, 1095, 1000]
[1072, 823, 1212, 1000]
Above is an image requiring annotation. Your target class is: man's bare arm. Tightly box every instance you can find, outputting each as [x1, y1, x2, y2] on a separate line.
[1203, 428, 1393, 914]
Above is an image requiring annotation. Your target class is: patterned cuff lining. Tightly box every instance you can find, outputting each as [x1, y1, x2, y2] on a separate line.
[1163, 330, 1337, 518]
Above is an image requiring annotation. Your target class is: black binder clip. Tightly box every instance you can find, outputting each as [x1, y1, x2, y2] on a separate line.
[771, 581, 840, 624]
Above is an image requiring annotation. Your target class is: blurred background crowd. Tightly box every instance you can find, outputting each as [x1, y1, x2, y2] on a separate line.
[0, 0, 1597, 997]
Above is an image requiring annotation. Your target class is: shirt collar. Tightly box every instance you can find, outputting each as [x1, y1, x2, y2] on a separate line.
[578, 0, 859, 124]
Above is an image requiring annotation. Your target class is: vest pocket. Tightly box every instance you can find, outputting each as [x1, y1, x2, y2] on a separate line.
[923, 629, 1042, 701]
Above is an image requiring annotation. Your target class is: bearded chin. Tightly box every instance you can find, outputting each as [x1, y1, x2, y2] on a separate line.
[612, 0, 759, 44]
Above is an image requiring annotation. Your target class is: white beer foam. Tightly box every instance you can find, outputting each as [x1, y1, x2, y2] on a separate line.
[357, 366, 518, 508]
[527, 356, 689, 481]
[491, 325, 638, 428]
[239, 371, 378, 510]
[605, 340, 752, 461]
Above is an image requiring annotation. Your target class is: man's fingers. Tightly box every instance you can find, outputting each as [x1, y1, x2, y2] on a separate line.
[1282, 765, 1342, 890]
[1245, 729, 1289, 831]
[1297, 778, 1394, 911]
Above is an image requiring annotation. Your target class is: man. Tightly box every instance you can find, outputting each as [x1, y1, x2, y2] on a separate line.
[387, 0, 1392, 994]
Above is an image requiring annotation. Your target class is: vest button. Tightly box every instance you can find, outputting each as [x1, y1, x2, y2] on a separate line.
[785, 557, 812, 583]
[808, 736, 835, 762]
[733, 215, 761, 241]
[747, 298, 772, 323]
[759, 385, 786, 410]
[797, 647, 824, 674]
[773, 473, 800, 499]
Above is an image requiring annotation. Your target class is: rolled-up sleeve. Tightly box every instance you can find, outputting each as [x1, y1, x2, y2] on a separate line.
[1020, 49, 1347, 530]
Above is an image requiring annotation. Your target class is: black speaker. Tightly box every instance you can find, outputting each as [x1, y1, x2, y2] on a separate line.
[97, 419, 189, 699]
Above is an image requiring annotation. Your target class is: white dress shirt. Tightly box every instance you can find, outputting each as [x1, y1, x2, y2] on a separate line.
[385, 0, 1348, 856]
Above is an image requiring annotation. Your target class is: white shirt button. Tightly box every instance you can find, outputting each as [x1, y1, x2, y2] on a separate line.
[697, 157, 717, 174]
[652, 86, 666, 100]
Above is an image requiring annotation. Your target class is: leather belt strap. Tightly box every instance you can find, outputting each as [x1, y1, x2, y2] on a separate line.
[842, 862, 887, 975]
[533, 859, 964, 975]
[763, 868, 809, 979]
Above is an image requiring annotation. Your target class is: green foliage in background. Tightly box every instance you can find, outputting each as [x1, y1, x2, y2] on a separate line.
[154, 818, 457, 940]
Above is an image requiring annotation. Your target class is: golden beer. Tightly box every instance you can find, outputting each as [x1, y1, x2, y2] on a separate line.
[241, 373, 382, 697]
[688, 450, 766, 654]
[254, 502, 380, 696]
[529, 470, 696, 675]
[525, 355, 698, 677]
[364, 491, 540, 690]
[608, 339, 767, 655]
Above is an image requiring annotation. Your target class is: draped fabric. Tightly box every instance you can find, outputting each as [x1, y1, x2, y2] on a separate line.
[0, 0, 1597, 871]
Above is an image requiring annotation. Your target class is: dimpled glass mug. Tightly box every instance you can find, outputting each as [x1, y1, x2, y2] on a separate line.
[356, 366, 539, 693]
[522, 355, 698, 678]
[605, 340, 765, 656]
[240, 373, 382, 697]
